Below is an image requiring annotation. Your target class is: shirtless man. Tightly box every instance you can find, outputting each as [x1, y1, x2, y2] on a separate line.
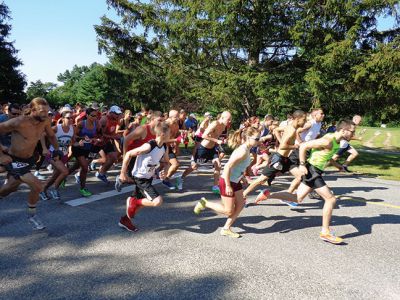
[181, 111, 232, 194]
[162, 110, 181, 190]
[243, 110, 307, 202]
[0, 98, 60, 230]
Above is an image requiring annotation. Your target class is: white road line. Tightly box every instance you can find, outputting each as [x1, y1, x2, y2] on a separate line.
[65, 173, 182, 207]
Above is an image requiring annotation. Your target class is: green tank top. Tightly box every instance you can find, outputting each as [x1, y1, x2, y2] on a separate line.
[308, 133, 340, 171]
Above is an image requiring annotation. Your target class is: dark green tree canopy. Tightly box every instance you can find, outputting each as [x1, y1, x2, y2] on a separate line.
[95, 0, 399, 123]
[0, 2, 26, 103]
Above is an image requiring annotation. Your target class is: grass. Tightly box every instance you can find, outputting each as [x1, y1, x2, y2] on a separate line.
[179, 126, 400, 181]
[335, 151, 400, 181]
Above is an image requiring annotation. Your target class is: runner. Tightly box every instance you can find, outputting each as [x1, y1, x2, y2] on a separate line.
[332, 115, 363, 172]
[162, 110, 181, 190]
[118, 122, 170, 232]
[115, 111, 164, 192]
[69, 107, 101, 197]
[0, 98, 60, 230]
[40, 110, 75, 201]
[254, 119, 356, 244]
[91, 105, 122, 183]
[193, 127, 260, 238]
[181, 111, 232, 194]
[243, 110, 307, 201]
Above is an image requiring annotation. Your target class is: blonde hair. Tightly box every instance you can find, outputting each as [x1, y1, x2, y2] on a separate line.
[228, 127, 259, 149]
[154, 122, 170, 135]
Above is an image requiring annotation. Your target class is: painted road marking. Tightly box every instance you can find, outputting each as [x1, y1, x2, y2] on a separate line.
[339, 196, 400, 209]
[65, 173, 182, 207]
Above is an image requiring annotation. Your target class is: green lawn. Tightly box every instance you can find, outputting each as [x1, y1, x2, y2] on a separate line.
[352, 126, 400, 150]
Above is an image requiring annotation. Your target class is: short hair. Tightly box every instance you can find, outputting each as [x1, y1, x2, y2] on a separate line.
[292, 110, 305, 119]
[8, 103, 20, 111]
[154, 122, 170, 135]
[336, 119, 355, 131]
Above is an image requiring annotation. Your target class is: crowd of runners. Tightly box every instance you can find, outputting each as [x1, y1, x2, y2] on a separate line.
[0, 98, 363, 244]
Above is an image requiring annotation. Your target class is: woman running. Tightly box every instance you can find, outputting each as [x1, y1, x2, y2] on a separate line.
[193, 126, 260, 238]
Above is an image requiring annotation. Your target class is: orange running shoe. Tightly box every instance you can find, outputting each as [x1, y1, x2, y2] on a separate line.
[320, 229, 343, 244]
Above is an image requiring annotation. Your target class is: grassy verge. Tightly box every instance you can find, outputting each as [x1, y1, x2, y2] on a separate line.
[332, 151, 400, 181]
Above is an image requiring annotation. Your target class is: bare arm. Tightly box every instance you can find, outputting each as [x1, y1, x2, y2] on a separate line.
[279, 127, 299, 150]
[298, 137, 331, 174]
[296, 121, 312, 143]
[123, 125, 145, 155]
[44, 120, 59, 150]
[202, 121, 222, 144]
[0, 117, 20, 134]
[120, 143, 151, 179]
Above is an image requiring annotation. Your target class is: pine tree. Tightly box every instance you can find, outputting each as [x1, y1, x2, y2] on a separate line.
[0, 2, 26, 103]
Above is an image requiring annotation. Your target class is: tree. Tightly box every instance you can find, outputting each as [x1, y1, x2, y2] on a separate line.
[0, 2, 26, 103]
[26, 80, 57, 100]
[95, 0, 399, 121]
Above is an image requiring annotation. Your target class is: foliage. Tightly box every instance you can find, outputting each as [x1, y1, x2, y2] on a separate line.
[92, 0, 400, 121]
[0, 2, 26, 103]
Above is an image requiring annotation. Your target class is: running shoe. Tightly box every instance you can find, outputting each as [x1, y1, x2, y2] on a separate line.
[48, 189, 61, 200]
[162, 180, 176, 190]
[39, 191, 50, 201]
[279, 200, 299, 208]
[220, 228, 241, 238]
[342, 165, 352, 173]
[126, 197, 137, 218]
[194, 197, 207, 215]
[212, 185, 220, 195]
[115, 176, 123, 192]
[176, 177, 183, 191]
[309, 191, 321, 199]
[89, 161, 97, 171]
[59, 179, 66, 189]
[79, 188, 92, 197]
[95, 172, 109, 184]
[118, 215, 138, 232]
[34, 171, 46, 181]
[320, 229, 344, 244]
[255, 189, 270, 204]
[28, 215, 46, 230]
[74, 173, 81, 184]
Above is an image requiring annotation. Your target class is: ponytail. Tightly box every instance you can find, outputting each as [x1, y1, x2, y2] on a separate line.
[228, 127, 259, 149]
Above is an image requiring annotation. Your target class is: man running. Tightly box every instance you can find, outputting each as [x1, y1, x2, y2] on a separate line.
[115, 111, 164, 192]
[181, 111, 232, 194]
[0, 98, 60, 230]
[118, 122, 170, 232]
[243, 110, 307, 201]
[254, 119, 356, 244]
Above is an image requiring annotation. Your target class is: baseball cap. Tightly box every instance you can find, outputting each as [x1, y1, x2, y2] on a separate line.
[189, 113, 196, 118]
[109, 105, 122, 114]
[90, 102, 100, 110]
[60, 106, 73, 114]
[204, 112, 212, 117]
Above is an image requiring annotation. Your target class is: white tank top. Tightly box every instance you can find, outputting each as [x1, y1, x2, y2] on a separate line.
[50, 124, 74, 155]
[300, 119, 321, 142]
[132, 140, 166, 179]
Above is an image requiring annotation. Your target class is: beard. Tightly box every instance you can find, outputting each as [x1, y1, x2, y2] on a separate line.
[34, 115, 46, 122]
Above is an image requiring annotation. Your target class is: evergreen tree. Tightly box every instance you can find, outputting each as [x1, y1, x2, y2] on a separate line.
[0, 2, 26, 103]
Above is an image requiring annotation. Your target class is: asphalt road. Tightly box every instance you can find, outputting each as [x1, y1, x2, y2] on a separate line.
[1, 157, 399, 299]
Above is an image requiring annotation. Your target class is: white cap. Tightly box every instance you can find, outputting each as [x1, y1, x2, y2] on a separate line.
[204, 112, 212, 117]
[60, 106, 73, 114]
[90, 102, 100, 110]
[109, 105, 122, 114]
[189, 113, 196, 118]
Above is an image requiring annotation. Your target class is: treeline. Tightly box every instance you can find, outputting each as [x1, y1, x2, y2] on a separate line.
[2, 1, 400, 126]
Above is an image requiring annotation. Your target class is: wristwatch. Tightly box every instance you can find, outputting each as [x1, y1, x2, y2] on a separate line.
[300, 161, 306, 166]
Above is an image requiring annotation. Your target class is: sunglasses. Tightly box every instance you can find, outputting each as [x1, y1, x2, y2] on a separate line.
[250, 136, 260, 141]
[10, 112, 20, 116]
[64, 117, 73, 120]
[89, 114, 98, 118]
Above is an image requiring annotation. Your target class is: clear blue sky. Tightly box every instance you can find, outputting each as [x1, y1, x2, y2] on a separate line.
[5, 0, 397, 85]
[6, 0, 117, 84]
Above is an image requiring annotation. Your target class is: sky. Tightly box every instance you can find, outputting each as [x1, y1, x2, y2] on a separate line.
[5, 0, 398, 86]
[6, 0, 118, 84]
